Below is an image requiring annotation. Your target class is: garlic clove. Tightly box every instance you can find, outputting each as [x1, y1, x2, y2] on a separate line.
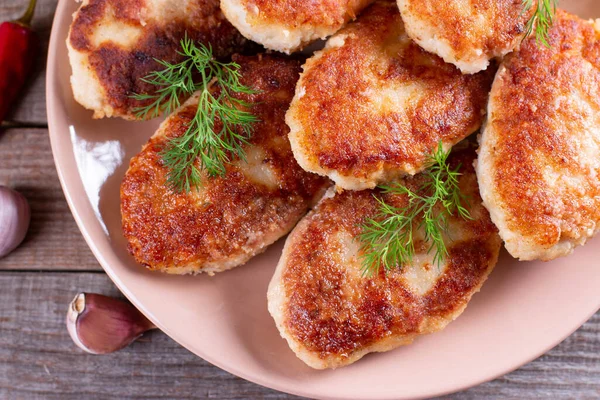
[0, 186, 30, 258]
[66, 293, 157, 354]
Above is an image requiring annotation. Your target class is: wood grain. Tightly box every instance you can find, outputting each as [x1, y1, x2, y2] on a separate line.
[0, 273, 298, 400]
[0, 128, 100, 271]
[0, 273, 599, 400]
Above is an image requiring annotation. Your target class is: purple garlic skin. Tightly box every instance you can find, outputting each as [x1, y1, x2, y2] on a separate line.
[0, 186, 30, 258]
[66, 293, 157, 354]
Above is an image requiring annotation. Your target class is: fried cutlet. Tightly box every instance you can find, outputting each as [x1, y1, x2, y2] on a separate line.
[397, 0, 532, 74]
[67, 0, 252, 120]
[121, 54, 330, 274]
[220, 0, 375, 54]
[477, 10, 600, 261]
[286, 1, 495, 190]
[268, 145, 501, 369]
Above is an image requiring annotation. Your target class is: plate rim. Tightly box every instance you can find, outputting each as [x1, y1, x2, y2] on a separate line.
[45, 1, 600, 399]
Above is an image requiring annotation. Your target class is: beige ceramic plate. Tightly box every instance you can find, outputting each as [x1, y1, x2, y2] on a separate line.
[47, 1, 600, 399]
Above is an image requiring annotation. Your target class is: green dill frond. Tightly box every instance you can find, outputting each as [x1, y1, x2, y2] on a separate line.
[359, 193, 418, 276]
[131, 41, 199, 119]
[522, 0, 558, 47]
[358, 143, 472, 276]
[132, 34, 259, 192]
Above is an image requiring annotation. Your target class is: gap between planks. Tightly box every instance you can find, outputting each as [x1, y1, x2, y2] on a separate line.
[0, 272, 599, 399]
[0, 128, 102, 271]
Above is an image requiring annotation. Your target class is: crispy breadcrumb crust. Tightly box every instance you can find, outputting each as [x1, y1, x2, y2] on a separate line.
[398, 0, 531, 74]
[287, 1, 494, 190]
[269, 145, 501, 368]
[477, 10, 600, 261]
[220, 0, 374, 53]
[68, 0, 252, 120]
[121, 55, 329, 274]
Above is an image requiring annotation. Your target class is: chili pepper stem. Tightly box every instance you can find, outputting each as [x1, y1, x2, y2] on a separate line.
[15, 0, 37, 26]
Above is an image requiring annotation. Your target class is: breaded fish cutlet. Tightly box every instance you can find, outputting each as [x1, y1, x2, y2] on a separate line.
[397, 0, 532, 74]
[268, 145, 501, 369]
[68, 0, 253, 120]
[477, 10, 600, 261]
[220, 0, 375, 54]
[286, 1, 495, 191]
[121, 55, 330, 274]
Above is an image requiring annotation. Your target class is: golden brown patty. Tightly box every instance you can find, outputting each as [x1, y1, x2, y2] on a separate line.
[268, 145, 501, 369]
[220, 0, 374, 53]
[121, 55, 330, 274]
[67, 0, 253, 120]
[287, 1, 495, 191]
[477, 10, 600, 261]
[398, 0, 531, 74]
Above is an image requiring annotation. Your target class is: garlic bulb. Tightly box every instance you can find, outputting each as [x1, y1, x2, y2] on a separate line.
[0, 186, 30, 258]
[66, 293, 157, 354]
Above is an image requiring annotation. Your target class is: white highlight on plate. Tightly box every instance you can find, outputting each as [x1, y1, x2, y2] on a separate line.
[69, 125, 124, 235]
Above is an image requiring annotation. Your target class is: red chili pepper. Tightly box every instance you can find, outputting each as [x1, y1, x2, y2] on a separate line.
[0, 0, 38, 124]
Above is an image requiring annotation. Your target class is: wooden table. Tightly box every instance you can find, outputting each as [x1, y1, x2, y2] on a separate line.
[1, 1, 599, 398]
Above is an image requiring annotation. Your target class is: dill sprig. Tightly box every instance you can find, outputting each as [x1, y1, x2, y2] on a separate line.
[132, 35, 258, 192]
[359, 143, 471, 276]
[522, 0, 558, 47]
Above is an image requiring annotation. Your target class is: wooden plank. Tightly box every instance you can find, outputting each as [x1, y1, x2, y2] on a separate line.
[0, 128, 100, 271]
[1, 0, 58, 125]
[1, 272, 599, 399]
[0, 272, 300, 400]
